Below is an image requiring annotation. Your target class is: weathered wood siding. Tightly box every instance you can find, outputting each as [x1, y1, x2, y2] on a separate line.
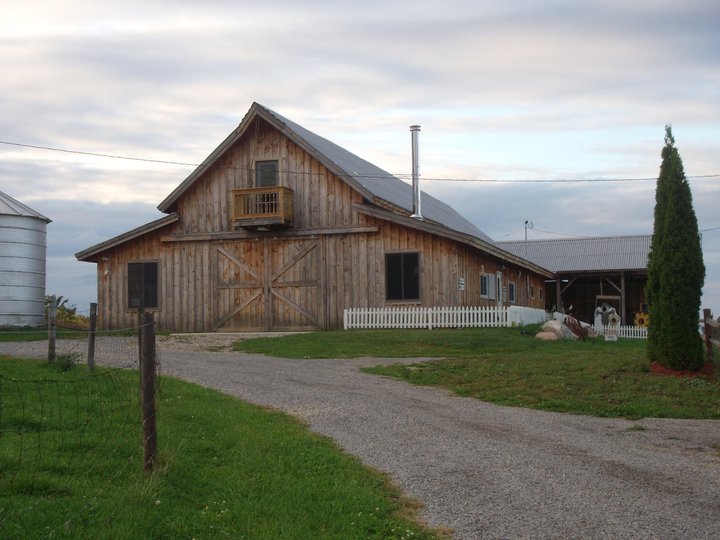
[320, 217, 546, 329]
[173, 118, 361, 234]
[94, 117, 547, 332]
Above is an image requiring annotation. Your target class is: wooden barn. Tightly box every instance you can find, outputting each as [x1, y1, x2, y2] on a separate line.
[76, 103, 551, 332]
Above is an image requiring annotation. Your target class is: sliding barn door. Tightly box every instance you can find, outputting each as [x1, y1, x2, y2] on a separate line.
[214, 238, 323, 331]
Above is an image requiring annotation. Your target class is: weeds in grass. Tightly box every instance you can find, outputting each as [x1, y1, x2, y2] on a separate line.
[53, 352, 82, 372]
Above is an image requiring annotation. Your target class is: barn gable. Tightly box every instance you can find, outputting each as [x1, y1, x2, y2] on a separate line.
[158, 102, 493, 243]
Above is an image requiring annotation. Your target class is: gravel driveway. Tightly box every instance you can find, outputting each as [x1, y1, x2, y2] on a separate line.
[2, 337, 719, 539]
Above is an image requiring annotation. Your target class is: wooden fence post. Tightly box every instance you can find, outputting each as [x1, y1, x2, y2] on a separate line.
[48, 295, 56, 363]
[139, 311, 157, 472]
[87, 302, 97, 371]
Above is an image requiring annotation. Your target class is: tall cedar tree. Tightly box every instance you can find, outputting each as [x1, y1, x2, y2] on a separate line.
[646, 126, 705, 370]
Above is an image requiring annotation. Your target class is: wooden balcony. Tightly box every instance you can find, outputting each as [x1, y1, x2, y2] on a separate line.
[232, 186, 294, 230]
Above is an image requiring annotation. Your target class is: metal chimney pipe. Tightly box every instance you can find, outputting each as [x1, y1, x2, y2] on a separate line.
[410, 125, 422, 220]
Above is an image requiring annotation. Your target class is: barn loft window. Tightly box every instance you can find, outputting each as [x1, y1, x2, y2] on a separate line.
[128, 262, 159, 309]
[255, 160, 278, 187]
[385, 252, 420, 301]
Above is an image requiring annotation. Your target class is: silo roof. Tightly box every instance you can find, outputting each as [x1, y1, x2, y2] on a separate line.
[0, 190, 51, 222]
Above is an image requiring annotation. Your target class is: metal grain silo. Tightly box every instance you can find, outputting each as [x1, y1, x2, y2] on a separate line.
[0, 190, 51, 327]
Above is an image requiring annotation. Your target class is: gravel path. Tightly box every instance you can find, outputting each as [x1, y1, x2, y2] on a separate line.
[2, 338, 719, 539]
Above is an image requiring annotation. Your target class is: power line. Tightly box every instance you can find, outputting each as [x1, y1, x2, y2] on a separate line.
[0, 140, 198, 167]
[1, 139, 719, 184]
[529, 227, 583, 238]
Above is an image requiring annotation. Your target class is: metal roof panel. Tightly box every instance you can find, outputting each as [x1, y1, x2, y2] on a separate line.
[495, 235, 651, 272]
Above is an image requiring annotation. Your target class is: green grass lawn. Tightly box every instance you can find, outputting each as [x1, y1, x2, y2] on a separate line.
[236, 327, 720, 419]
[0, 358, 440, 539]
[0, 328, 88, 342]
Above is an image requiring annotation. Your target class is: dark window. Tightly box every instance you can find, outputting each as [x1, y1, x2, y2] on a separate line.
[508, 282, 516, 304]
[386, 252, 420, 301]
[480, 274, 489, 298]
[128, 262, 159, 309]
[255, 160, 278, 187]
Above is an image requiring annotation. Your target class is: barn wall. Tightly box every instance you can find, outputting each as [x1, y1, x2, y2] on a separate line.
[96, 218, 547, 332]
[321, 218, 546, 329]
[95, 224, 216, 333]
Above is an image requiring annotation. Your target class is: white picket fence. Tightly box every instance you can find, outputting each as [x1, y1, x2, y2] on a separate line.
[343, 305, 649, 338]
[343, 305, 512, 330]
[594, 324, 648, 339]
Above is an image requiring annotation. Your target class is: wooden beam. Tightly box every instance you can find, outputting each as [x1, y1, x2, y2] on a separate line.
[560, 276, 577, 295]
[216, 246, 260, 281]
[161, 225, 378, 243]
[213, 290, 262, 330]
[270, 289, 319, 327]
[271, 241, 318, 283]
[621, 272, 626, 321]
[603, 276, 622, 294]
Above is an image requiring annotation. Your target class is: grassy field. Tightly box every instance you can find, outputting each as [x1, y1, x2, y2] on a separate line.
[0, 358, 439, 539]
[0, 328, 88, 342]
[236, 327, 720, 419]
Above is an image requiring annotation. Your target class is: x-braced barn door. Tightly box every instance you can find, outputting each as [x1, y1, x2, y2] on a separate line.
[213, 238, 322, 331]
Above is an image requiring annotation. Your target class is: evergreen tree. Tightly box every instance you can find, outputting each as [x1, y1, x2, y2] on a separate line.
[646, 126, 705, 370]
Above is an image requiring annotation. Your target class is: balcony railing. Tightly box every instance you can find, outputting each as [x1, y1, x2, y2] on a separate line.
[232, 186, 294, 229]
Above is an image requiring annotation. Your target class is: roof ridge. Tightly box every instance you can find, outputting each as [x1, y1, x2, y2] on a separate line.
[0, 190, 51, 222]
[497, 233, 652, 244]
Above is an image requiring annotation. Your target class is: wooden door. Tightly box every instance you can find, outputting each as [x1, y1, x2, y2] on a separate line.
[214, 238, 322, 331]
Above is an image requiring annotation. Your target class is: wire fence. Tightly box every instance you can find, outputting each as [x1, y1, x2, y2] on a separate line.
[0, 314, 159, 536]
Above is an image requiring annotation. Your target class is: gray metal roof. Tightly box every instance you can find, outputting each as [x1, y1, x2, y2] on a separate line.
[0, 190, 51, 222]
[261, 106, 494, 243]
[75, 213, 179, 261]
[158, 102, 492, 243]
[495, 235, 651, 273]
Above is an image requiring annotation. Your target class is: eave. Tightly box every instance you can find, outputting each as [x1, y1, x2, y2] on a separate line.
[75, 213, 179, 262]
[353, 203, 554, 279]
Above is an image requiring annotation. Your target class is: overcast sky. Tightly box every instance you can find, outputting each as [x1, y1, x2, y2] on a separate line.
[2, 0, 718, 318]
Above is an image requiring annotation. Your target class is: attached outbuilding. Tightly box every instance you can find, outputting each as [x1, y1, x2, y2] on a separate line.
[76, 102, 552, 332]
[0, 190, 51, 327]
[496, 235, 651, 325]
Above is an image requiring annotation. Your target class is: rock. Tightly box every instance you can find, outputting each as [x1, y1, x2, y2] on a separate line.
[535, 331, 560, 341]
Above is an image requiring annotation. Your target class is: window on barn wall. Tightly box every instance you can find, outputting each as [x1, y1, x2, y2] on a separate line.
[255, 160, 278, 187]
[386, 252, 420, 301]
[508, 282, 516, 304]
[128, 262, 159, 309]
[480, 274, 489, 298]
